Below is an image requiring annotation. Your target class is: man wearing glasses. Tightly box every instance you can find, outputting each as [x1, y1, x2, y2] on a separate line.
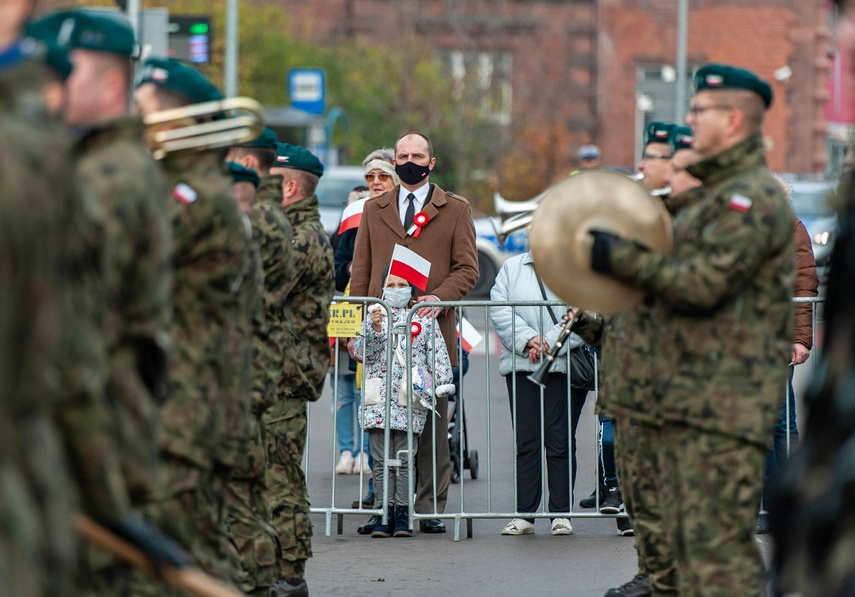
[587, 64, 794, 596]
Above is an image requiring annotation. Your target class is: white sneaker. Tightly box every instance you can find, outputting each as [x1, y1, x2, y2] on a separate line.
[335, 450, 354, 474]
[551, 517, 573, 535]
[501, 518, 535, 535]
[352, 452, 371, 474]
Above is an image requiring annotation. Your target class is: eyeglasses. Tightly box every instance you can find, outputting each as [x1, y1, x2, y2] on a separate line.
[688, 104, 733, 116]
[365, 172, 392, 182]
[642, 151, 670, 160]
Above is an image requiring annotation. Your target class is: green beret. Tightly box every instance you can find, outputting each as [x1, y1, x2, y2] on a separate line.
[43, 42, 72, 80]
[643, 122, 675, 147]
[25, 16, 73, 80]
[273, 142, 324, 177]
[693, 63, 773, 108]
[227, 162, 261, 188]
[136, 57, 223, 103]
[67, 12, 136, 57]
[26, 11, 77, 44]
[668, 126, 694, 153]
[240, 127, 278, 149]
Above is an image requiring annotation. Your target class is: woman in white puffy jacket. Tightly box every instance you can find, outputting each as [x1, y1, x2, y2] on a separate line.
[490, 251, 590, 537]
[352, 272, 452, 538]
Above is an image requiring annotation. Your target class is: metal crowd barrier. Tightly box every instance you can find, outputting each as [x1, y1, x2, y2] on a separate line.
[306, 295, 824, 542]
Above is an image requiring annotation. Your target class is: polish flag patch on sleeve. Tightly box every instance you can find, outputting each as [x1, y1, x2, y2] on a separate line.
[728, 194, 752, 212]
[172, 183, 198, 205]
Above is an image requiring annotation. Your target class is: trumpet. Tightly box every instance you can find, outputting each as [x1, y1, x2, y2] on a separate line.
[490, 210, 534, 245]
[144, 97, 265, 160]
[527, 309, 578, 388]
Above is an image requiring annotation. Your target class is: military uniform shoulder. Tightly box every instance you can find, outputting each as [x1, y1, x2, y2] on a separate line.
[723, 168, 784, 212]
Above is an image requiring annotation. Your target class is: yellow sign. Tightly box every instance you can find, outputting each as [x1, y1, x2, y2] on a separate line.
[327, 302, 363, 337]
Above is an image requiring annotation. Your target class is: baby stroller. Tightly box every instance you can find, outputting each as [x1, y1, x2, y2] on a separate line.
[448, 344, 478, 483]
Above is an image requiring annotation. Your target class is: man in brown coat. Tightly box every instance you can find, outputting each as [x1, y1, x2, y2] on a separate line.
[756, 211, 818, 534]
[350, 132, 478, 533]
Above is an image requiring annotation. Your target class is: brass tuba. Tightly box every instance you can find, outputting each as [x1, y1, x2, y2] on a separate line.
[143, 97, 265, 160]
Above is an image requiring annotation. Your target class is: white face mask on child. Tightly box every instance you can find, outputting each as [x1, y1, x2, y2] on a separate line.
[382, 287, 412, 308]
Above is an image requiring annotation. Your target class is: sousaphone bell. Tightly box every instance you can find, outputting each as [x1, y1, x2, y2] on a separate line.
[528, 170, 673, 314]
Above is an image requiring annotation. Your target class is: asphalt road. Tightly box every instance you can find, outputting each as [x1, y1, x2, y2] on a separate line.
[302, 306, 812, 596]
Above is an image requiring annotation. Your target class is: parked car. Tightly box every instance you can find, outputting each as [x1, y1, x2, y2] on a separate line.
[471, 216, 529, 297]
[315, 165, 366, 236]
[788, 178, 837, 281]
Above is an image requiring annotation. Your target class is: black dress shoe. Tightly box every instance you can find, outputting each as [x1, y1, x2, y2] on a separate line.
[351, 495, 375, 509]
[357, 515, 381, 535]
[419, 518, 446, 534]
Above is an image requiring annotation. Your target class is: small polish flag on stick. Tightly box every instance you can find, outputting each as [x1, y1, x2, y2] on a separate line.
[337, 197, 370, 235]
[389, 244, 431, 290]
[456, 316, 484, 352]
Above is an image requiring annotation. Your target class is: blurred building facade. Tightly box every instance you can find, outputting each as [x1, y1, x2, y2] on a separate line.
[275, 0, 831, 176]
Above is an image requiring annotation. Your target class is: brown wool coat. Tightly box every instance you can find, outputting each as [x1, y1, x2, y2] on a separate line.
[793, 217, 819, 350]
[350, 183, 479, 366]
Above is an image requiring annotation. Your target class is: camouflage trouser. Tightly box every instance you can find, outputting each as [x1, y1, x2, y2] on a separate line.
[129, 456, 240, 597]
[226, 475, 281, 595]
[20, 416, 77, 597]
[658, 425, 766, 597]
[613, 417, 677, 594]
[0, 463, 44, 597]
[265, 406, 312, 579]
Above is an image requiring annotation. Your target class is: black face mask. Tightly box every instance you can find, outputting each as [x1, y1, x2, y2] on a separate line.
[395, 161, 431, 186]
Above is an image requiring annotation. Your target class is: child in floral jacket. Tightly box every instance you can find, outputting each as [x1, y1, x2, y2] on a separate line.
[352, 272, 453, 537]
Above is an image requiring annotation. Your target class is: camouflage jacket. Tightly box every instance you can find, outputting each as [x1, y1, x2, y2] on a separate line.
[609, 135, 795, 445]
[256, 173, 283, 204]
[272, 193, 334, 418]
[230, 215, 267, 480]
[159, 150, 253, 470]
[0, 54, 128, 520]
[594, 193, 687, 422]
[245, 192, 295, 414]
[72, 116, 172, 503]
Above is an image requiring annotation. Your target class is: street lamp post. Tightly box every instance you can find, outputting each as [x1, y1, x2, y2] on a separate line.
[225, 0, 239, 97]
[675, 0, 689, 124]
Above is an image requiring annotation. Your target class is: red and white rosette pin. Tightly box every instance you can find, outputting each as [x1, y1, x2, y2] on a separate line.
[410, 321, 422, 341]
[407, 211, 430, 238]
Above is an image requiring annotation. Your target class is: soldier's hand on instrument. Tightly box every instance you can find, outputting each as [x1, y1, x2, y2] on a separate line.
[589, 229, 623, 274]
[416, 294, 442, 318]
[110, 513, 193, 571]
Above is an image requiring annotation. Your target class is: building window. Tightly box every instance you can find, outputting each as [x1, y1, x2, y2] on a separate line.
[447, 50, 513, 124]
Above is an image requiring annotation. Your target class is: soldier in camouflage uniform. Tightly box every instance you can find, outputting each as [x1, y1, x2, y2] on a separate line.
[588, 65, 794, 596]
[225, 153, 299, 596]
[0, 11, 186, 595]
[265, 142, 335, 597]
[132, 57, 254, 593]
[591, 121, 682, 597]
[36, 12, 175, 594]
[0, 25, 78, 594]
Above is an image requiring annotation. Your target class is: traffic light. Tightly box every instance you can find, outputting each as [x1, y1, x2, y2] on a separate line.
[168, 15, 211, 64]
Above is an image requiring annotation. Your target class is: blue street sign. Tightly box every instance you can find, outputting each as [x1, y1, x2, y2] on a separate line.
[288, 68, 326, 115]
